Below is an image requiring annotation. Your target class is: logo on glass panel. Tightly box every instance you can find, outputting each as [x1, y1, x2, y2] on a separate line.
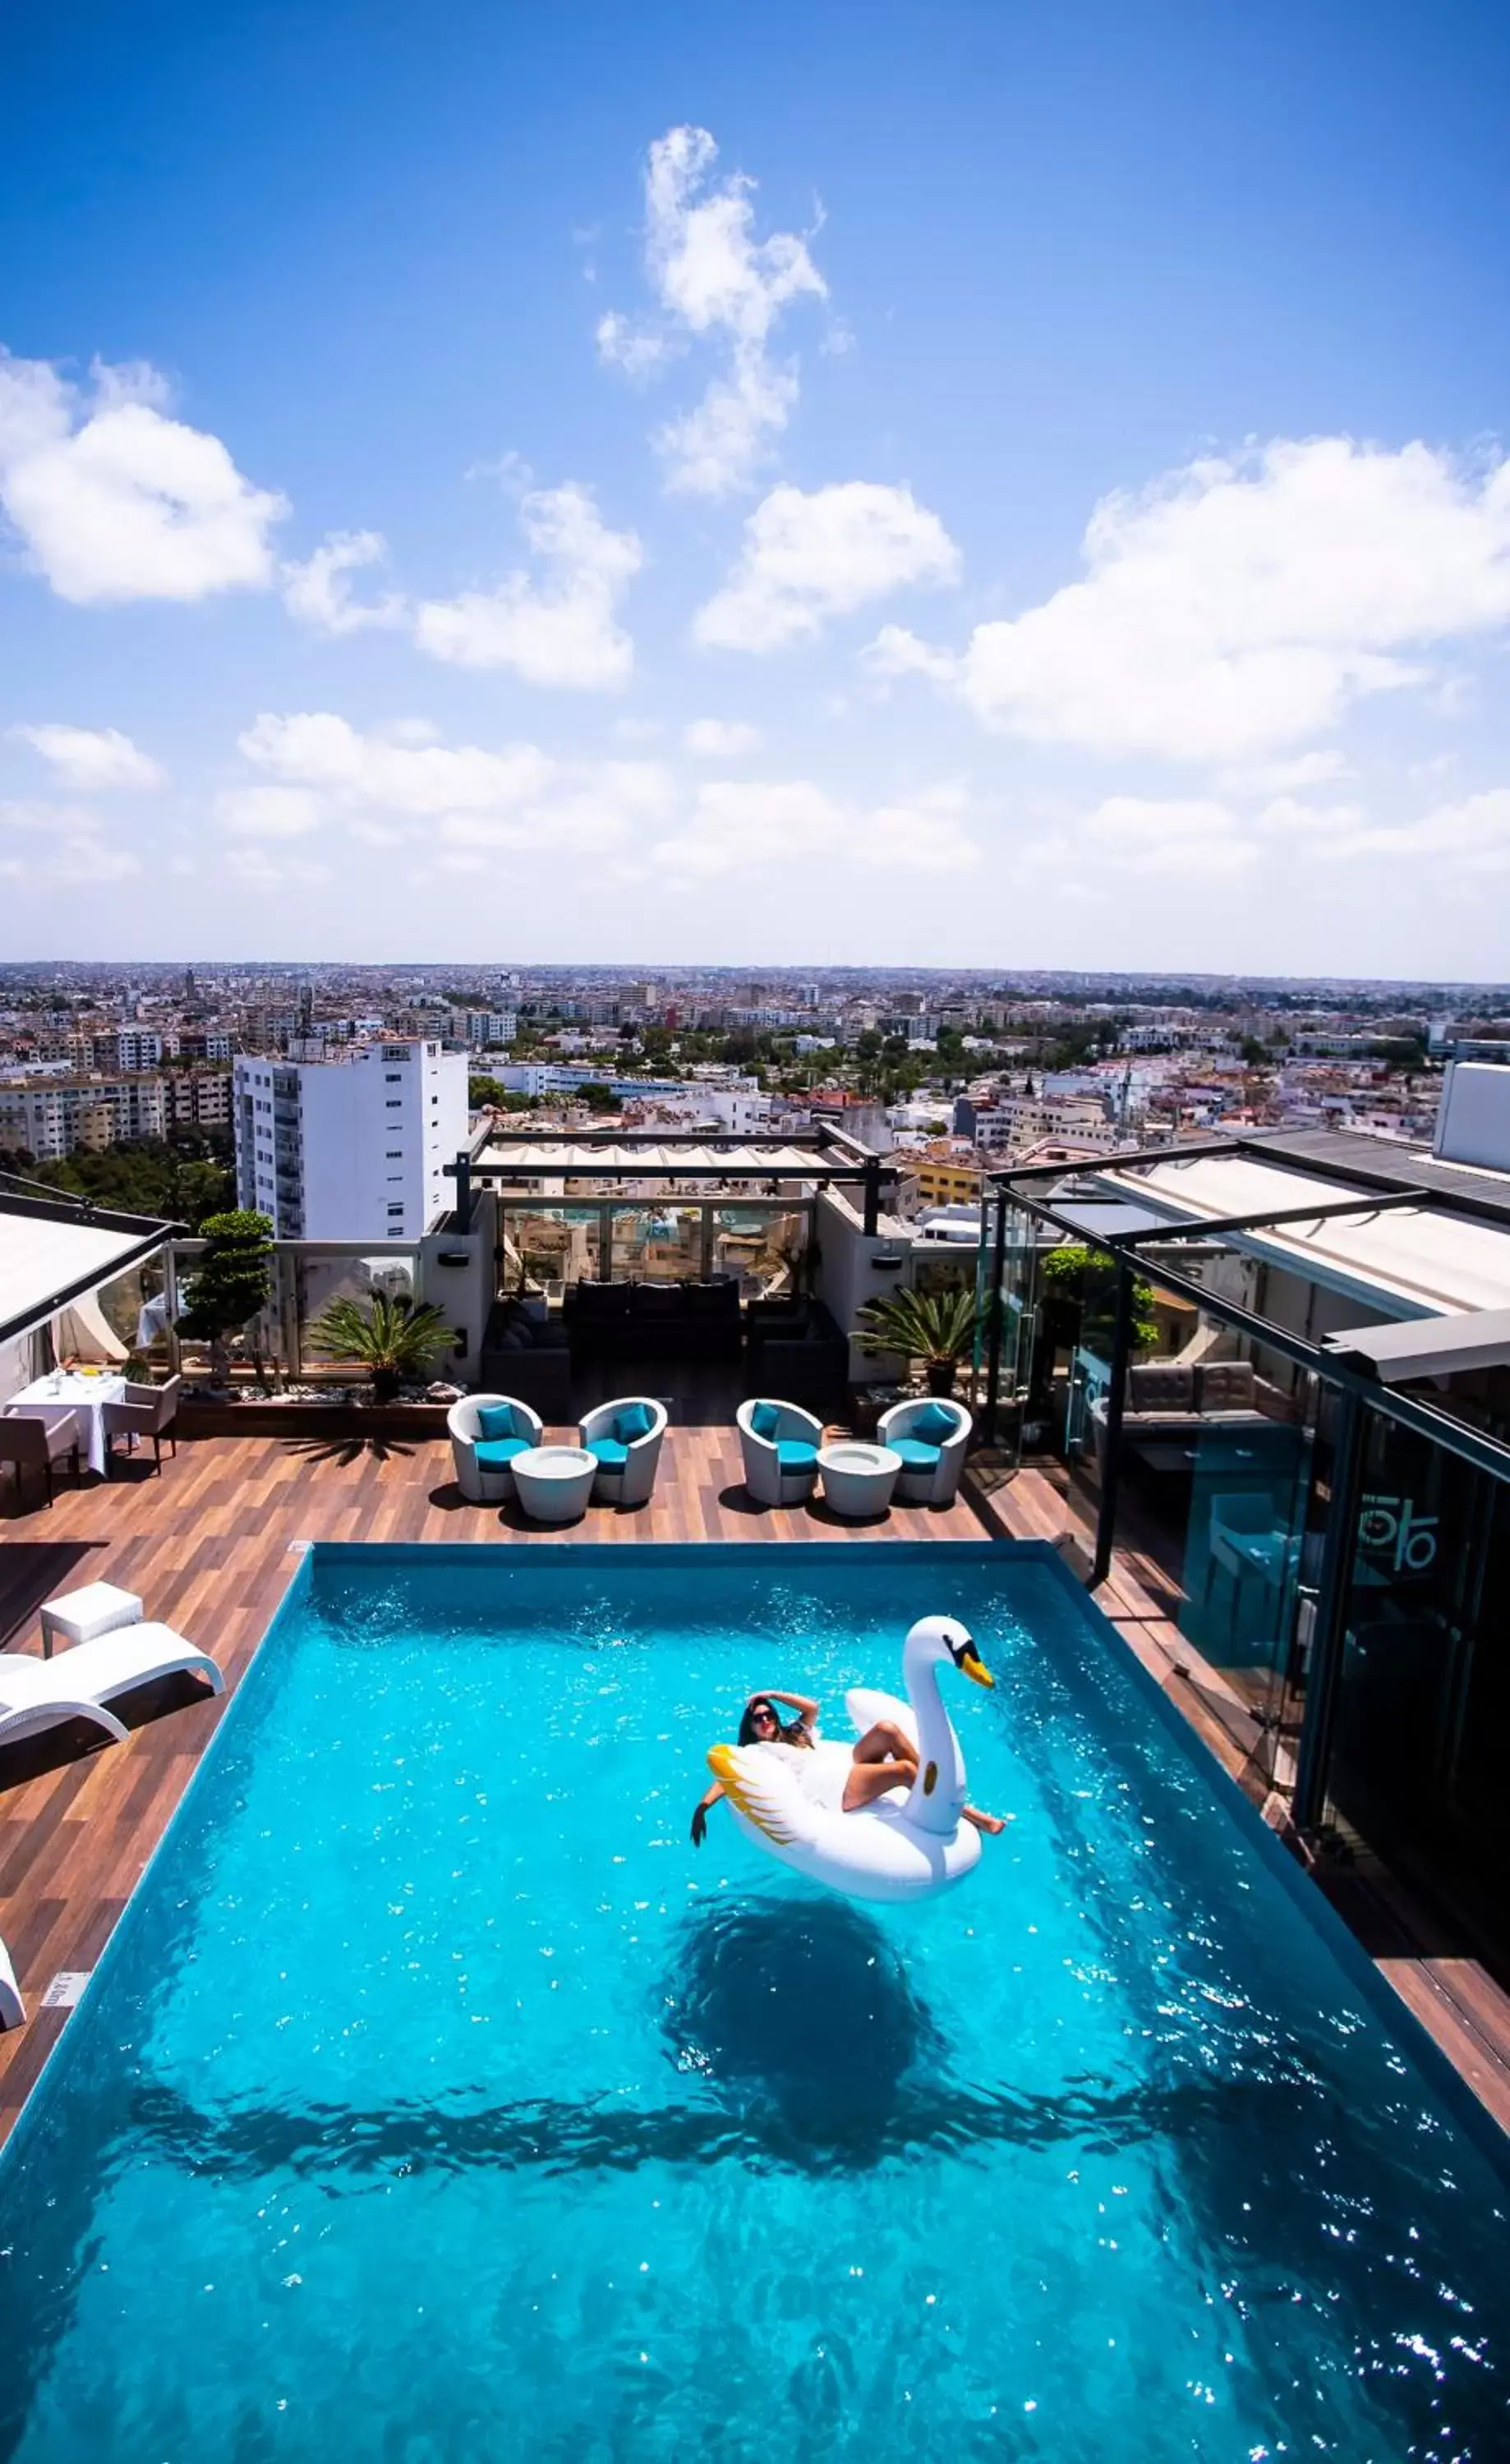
[1358, 1493, 1439, 1574]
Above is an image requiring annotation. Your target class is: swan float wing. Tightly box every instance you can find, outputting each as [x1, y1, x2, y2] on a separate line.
[707, 1743, 810, 1848]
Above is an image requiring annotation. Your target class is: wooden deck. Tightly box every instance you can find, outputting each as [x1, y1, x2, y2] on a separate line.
[0, 1419, 986, 2141]
[982, 1459, 1510, 2140]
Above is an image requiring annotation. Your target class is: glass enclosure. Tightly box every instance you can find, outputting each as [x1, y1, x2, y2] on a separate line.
[497, 1198, 811, 1300]
[157, 1241, 424, 1387]
[1323, 1418, 1510, 1941]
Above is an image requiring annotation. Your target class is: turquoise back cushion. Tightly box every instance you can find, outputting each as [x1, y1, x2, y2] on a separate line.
[911, 1402, 959, 1444]
[750, 1402, 781, 1440]
[476, 1403, 518, 1441]
[615, 1402, 655, 1443]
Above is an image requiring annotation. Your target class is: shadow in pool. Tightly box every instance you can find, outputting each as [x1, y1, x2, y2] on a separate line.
[659, 1893, 944, 2158]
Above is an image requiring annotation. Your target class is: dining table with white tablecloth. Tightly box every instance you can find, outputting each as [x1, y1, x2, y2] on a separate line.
[6, 1371, 128, 1476]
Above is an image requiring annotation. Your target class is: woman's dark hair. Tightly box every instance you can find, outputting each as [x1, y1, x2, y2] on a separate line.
[738, 1696, 811, 1749]
[738, 1697, 778, 1747]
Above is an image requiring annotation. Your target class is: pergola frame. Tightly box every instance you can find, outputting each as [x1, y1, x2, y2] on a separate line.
[980, 1143, 1510, 1833]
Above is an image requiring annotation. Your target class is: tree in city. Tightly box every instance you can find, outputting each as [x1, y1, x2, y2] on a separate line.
[854, 1280, 983, 1396]
[305, 1292, 454, 1404]
[178, 1210, 274, 1384]
[575, 1082, 619, 1113]
[469, 1074, 509, 1108]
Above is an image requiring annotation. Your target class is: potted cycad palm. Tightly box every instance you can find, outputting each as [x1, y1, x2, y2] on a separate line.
[305, 1292, 454, 1404]
[854, 1282, 983, 1396]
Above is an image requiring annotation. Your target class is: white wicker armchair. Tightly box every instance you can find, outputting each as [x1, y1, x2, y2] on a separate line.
[578, 1395, 669, 1506]
[446, 1393, 544, 1503]
[877, 1395, 971, 1506]
[737, 1397, 824, 1507]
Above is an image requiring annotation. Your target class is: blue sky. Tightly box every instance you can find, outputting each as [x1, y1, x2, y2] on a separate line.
[3, 0, 1509, 973]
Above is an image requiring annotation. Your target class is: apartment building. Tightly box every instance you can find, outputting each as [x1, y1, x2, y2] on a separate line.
[0, 1074, 168, 1159]
[450, 1009, 518, 1048]
[165, 1069, 232, 1133]
[905, 1147, 983, 1210]
[233, 1041, 469, 1239]
[92, 1029, 165, 1072]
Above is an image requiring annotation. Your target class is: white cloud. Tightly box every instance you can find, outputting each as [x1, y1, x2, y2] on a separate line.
[0, 797, 141, 883]
[283, 530, 406, 635]
[1217, 747, 1356, 797]
[226, 845, 333, 889]
[214, 784, 327, 839]
[876, 438, 1510, 761]
[649, 777, 979, 880]
[236, 710, 674, 859]
[0, 347, 285, 603]
[1315, 788, 1510, 871]
[599, 126, 827, 496]
[684, 717, 762, 757]
[413, 482, 640, 687]
[10, 722, 163, 791]
[1254, 794, 1364, 837]
[695, 481, 960, 651]
[1078, 796, 1258, 880]
[595, 311, 673, 381]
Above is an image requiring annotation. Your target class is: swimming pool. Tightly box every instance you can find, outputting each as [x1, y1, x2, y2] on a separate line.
[0, 1540, 1505, 2461]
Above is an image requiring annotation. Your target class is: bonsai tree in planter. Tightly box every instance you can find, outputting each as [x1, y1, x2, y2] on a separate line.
[178, 1210, 274, 1388]
[854, 1281, 982, 1396]
[305, 1291, 454, 1403]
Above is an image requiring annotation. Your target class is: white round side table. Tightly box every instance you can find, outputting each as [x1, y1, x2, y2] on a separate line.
[512, 1444, 598, 1524]
[817, 1441, 903, 1520]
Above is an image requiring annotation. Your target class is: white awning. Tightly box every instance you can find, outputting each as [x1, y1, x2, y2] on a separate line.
[474, 1142, 821, 1176]
[1325, 1307, 1510, 1383]
[1089, 1152, 1510, 1319]
[0, 1202, 170, 1348]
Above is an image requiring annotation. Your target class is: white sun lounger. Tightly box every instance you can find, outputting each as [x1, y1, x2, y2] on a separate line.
[0, 1625, 224, 1751]
[0, 1935, 22, 2030]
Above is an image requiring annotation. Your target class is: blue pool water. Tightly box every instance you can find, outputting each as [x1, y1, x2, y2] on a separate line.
[1, 1541, 1506, 2462]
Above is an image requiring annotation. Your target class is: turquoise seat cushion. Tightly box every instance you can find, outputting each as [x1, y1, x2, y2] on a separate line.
[750, 1401, 781, 1440]
[476, 1403, 518, 1441]
[910, 1403, 959, 1444]
[474, 1435, 530, 1467]
[587, 1436, 630, 1468]
[776, 1439, 817, 1470]
[615, 1403, 654, 1443]
[892, 1437, 942, 1469]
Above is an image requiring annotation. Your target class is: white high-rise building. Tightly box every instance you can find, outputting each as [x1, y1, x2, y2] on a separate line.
[234, 1041, 469, 1239]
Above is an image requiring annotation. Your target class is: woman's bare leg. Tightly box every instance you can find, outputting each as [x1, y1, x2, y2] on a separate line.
[962, 1804, 1006, 1836]
[850, 1720, 914, 1766]
[842, 1757, 918, 1812]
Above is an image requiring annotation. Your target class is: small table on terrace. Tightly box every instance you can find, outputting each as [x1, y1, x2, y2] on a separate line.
[7, 1372, 127, 1478]
[512, 1445, 598, 1525]
[817, 1441, 903, 1521]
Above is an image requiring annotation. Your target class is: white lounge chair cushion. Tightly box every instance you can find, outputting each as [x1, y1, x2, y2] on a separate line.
[0, 1624, 223, 1709]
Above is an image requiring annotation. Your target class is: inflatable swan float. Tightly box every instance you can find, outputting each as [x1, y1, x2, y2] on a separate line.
[707, 1616, 994, 1905]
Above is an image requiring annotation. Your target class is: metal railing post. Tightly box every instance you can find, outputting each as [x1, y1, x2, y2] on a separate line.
[1091, 1262, 1135, 1588]
[1292, 1390, 1365, 1833]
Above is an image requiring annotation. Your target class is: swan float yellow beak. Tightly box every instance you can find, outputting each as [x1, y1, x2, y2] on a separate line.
[959, 1647, 994, 1689]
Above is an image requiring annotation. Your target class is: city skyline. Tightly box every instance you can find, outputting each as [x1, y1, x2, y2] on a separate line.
[3, 2, 1510, 973]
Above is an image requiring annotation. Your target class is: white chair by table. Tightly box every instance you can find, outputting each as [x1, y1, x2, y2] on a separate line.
[578, 1396, 668, 1506]
[446, 1394, 544, 1502]
[0, 1410, 82, 1510]
[877, 1396, 972, 1506]
[102, 1374, 182, 1473]
[0, 1935, 22, 2031]
[737, 1398, 825, 1508]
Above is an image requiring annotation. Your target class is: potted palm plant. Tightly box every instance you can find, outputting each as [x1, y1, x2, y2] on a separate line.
[854, 1282, 983, 1396]
[305, 1292, 455, 1404]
